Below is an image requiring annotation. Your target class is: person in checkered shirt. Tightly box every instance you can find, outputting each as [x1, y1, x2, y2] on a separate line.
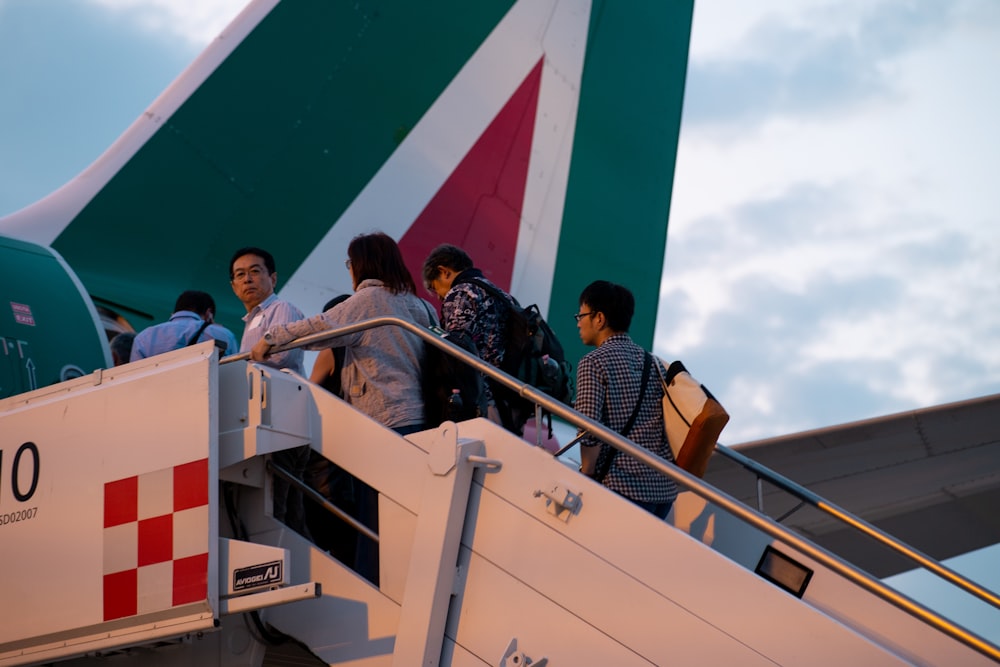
[574, 280, 677, 518]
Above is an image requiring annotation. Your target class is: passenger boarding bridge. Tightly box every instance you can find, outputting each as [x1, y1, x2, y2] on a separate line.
[1, 318, 998, 666]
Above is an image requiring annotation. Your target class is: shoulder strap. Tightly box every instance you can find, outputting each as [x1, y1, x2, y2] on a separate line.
[654, 356, 670, 391]
[658, 356, 720, 407]
[622, 352, 653, 437]
[593, 351, 652, 483]
[186, 320, 212, 347]
[420, 299, 436, 328]
[453, 275, 520, 309]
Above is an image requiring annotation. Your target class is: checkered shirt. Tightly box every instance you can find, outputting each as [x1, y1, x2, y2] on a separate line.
[575, 334, 677, 504]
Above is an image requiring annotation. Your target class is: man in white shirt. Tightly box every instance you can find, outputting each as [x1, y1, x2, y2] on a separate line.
[229, 246, 305, 376]
[229, 246, 309, 535]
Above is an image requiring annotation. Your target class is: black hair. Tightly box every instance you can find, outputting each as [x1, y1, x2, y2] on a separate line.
[579, 280, 635, 333]
[347, 232, 417, 294]
[421, 244, 473, 288]
[229, 246, 276, 278]
[174, 290, 216, 317]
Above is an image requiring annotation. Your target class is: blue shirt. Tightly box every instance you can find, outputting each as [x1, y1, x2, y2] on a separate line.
[240, 293, 305, 376]
[131, 311, 239, 362]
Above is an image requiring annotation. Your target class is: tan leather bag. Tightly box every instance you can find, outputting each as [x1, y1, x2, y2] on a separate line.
[656, 359, 730, 477]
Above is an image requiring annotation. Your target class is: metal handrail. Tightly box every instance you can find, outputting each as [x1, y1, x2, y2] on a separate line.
[225, 316, 1000, 662]
[268, 459, 379, 544]
[712, 442, 1000, 612]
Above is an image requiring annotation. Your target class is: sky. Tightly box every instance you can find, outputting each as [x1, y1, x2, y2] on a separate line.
[659, 0, 1000, 442]
[1, 0, 1000, 444]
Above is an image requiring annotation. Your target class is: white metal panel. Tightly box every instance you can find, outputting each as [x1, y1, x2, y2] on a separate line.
[378, 495, 418, 606]
[452, 419, 912, 666]
[393, 434, 485, 665]
[260, 529, 400, 667]
[790, 546, 997, 667]
[0, 344, 220, 664]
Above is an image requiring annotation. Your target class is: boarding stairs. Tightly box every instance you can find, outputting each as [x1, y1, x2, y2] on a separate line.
[1, 318, 998, 666]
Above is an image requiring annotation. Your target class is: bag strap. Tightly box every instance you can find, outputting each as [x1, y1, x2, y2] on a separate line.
[658, 357, 720, 428]
[593, 351, 652, 483]
[454, 274, 521, 310]
[655, 355, 693, 428]
[420, 299, 437, 328]
[622, 352, 653, 437]
[186, 320, 212, 347]
[455, 275, 528, 379]
[654, 356, 669, 392]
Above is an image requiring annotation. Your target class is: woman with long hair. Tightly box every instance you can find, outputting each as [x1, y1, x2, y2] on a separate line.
[251, 232, 436, 585]
[251, 231, 435, 433]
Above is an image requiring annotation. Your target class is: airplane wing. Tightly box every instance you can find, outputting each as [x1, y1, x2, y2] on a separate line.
[705, 392, 1000, 577]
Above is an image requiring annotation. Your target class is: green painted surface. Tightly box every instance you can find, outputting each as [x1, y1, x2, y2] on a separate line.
[53, 0, 515, 334]
[48, 0, 692, 370]
[0, 237, 110, 398]
[552, 0, 694, 366]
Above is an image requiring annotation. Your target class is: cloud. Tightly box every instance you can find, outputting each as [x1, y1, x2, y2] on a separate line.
[85, 0, 246, 46]
[659, 168, 1000, 441]
[682, 1, 960, 133]
[657, 0, 1000, 443]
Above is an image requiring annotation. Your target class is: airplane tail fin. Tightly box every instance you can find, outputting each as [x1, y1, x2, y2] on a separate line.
[0, 0, 693, 365]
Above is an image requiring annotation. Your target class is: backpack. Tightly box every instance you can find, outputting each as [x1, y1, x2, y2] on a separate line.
[420, 324, 488, 426]
[453, 276, 574, 432]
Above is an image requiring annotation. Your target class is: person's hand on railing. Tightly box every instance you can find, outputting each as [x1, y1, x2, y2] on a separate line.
[250, 337, 273, 362]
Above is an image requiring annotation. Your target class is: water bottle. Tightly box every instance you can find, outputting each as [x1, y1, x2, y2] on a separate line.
[447, 388, 464, 421]
[540, 354, 560, 384]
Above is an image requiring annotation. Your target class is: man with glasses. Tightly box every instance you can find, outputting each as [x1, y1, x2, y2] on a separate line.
[229, 246, 309, 536]
[229, 246, 305, 376]
[575, 280, 677, 519]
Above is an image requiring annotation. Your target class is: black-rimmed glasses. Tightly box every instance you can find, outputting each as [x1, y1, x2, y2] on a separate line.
[231, 266, 266, 282]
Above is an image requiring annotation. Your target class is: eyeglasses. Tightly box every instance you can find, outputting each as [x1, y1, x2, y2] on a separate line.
[573, 311, 597, 322]
[231, 266, 266, 282]
[344, 259, 352, 270]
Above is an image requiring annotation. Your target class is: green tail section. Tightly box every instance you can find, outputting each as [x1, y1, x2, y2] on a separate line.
[553, 0, 694, 364]
[17, 0, 694, 374]
[52, 1, 515, 332]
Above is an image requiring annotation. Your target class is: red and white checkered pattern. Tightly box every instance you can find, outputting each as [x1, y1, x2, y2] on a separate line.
[102, 458, 210, 622]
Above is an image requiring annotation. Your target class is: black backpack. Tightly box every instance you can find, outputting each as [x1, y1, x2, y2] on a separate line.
[453, 276, 574, 432]
[420, 324, 488, 426]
